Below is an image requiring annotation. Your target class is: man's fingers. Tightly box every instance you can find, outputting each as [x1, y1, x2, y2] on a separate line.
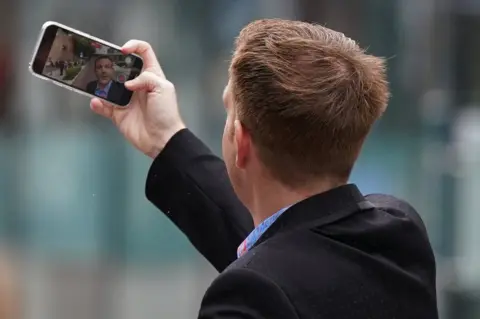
[121, 40, 165, 78]
[90, 98, 127, 125]
[125, 71, 170, 93]
[90, 98, 114, 119]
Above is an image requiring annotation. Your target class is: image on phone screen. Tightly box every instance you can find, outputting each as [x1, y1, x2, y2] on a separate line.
[31, 24, 143, 106]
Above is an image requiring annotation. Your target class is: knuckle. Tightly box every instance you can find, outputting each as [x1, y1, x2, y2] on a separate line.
[139, 71, 160, 89]
[161, 80, 175, 91]
[141, 70, 158, 80]
[137, 40, 152, 52]
[124, 39, 137, 47]
[138, 71, 173, 91]
[124, 40, 152, 54]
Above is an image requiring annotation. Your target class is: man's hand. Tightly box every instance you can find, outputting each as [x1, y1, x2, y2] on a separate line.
[90, 40, 186, 158]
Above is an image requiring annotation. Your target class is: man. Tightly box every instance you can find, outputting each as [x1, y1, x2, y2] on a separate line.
[91, 19, 438, 318]
[58, 60, 65, 76]
[86, 55, 128, 106]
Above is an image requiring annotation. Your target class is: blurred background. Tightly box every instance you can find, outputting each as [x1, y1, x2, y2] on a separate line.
[0, 0, 479, 318]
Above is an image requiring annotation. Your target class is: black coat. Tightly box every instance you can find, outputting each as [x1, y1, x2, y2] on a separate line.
[146, 129, 439, 319]
[86, 80, 130, 106]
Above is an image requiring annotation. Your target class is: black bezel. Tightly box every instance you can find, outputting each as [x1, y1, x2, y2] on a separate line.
[32, 24, 58, 75]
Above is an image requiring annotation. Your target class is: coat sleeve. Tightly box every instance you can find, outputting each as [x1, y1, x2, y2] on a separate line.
[145, 129, 254, 272]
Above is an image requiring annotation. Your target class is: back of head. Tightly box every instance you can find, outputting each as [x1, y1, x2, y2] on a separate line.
[230, 19, 389, 187]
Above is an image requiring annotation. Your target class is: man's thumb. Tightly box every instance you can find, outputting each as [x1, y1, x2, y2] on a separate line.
[90, 98, 114, 119]
[125, 71, 161, 93]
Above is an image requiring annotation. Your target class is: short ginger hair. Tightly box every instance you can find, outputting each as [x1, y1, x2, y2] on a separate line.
[230, 19, 390, 186]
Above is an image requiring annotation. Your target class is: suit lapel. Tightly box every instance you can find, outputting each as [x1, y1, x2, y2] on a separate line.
[107, 82, 118, 101]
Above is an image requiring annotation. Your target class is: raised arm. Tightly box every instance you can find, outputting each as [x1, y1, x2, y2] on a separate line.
[146, 129, 253, 272]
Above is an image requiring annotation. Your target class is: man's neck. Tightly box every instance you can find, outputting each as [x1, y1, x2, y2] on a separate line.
[97, 81, 111, 89]
[248, 178, 345, 227]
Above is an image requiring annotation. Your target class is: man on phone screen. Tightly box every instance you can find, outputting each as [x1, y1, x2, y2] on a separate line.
[86, 55, 127, 105]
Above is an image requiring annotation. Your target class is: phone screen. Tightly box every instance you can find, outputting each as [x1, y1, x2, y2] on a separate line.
[31, 24, 143, 106]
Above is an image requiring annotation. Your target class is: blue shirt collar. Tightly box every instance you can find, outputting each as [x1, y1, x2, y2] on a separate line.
[237, 205, 291, 258]
[96, 80, 112, 93]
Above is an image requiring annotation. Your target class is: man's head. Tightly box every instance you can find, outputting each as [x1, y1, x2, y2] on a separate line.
[222, 19, 389, 202]
[94, 56, 114, 85]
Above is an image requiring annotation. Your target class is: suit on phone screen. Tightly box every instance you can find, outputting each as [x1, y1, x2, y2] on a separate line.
[86, 80, 129, 106]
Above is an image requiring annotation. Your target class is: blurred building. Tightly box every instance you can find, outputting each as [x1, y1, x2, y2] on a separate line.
[47, 30, 75, 63]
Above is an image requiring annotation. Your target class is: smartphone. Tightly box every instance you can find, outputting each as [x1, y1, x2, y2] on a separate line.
[29, 21, 143, 107]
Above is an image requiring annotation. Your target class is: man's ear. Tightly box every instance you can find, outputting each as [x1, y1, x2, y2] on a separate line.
[234, 120, 250, 169]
